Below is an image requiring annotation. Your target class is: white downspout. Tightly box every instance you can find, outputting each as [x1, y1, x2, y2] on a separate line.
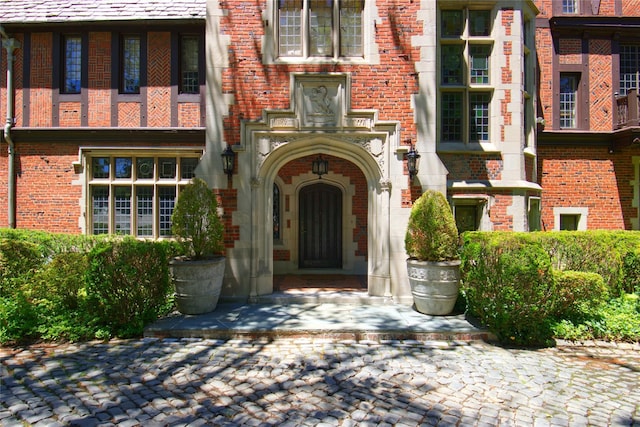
[1, 26, 19, 229]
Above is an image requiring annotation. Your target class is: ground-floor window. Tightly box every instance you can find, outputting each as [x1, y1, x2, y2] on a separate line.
[528, 197, 541, 231]
[553, 207, 588, 231]
[87, 151, 201, 238]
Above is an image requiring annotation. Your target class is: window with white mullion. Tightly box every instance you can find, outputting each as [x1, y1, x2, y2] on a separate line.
[562, 0, 577, 14]
[620, 45, 640, 96]
[277, 0, 363, 60]
[278, 0, 303, 57]
[560, 73, 578, 128]
[339, 0, 363, 57]
[87, 153, 200, 238]
[439, 7, 494, 145]
[159, 187, 177, 237]
[114, 186, 132, 235]
[91, 186, 110, 235]
[469, 92, 491, 142]
[136, 186, 154, 237]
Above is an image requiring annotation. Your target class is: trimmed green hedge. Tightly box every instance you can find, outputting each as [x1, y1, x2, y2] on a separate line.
[461, 231, 640, 347]
[0, 229, 179, 343]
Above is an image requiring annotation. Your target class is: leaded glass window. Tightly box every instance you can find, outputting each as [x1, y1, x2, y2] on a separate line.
[278, 0, 363, 59]
[560, 73, 578, 128]
[273, 184, 281, 240]
[88, 153, 200, 238]
[180, 35, 200, 94]
[121, 35, 140, 94]
[620, 45, 640, 96]
[62, 35, 81, 94]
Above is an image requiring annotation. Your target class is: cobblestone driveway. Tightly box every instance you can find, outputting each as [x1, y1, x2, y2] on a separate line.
[1, 338, 639, 426]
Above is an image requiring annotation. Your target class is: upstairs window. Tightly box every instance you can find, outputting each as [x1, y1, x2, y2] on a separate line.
[121, 35, 141, 94]
[562, 0, 578, 14]
[560, 73, 579, 128]
[62, 35, 82, 94]
[439, 8, 494, 144]
[620, 44, 640, 96]
[278, 0, 363, 59]
[180, 35, 200, 94]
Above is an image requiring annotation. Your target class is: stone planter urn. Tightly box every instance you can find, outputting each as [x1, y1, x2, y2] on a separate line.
[407, 259, 460, 315]
[405, 189, 461, 316]
[170, 256, 225, 315]
[170, 178, 225, 315]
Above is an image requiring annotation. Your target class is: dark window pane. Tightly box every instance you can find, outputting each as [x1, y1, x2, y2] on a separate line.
[181, 35, 199, 94]
[159, 158, 176, 179]
[63, 35, 81, 94]
[136, 157, 154, 179]
[159, 187, 176, 236]
[92, 157, 110, 179]
[469, 10, 491, 36]
[441, 92, 463, 142]
[122, 35, 140, 94]
[455, 205, 478, 233]
[180, 158, 198, 179]
[273, 184, 281, 240]
[560, 214, 579, 231]
[115, 157, 132, 179]
[441, 45, 463, 84]
[441, 10, 463, 37]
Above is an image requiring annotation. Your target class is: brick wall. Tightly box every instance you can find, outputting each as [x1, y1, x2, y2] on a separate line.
[589, 39, 613, 132]
[88, 32, 112, 127]
[219, 1, 421, 147]
[537, 145, 630, 230]
[147, 32, 172, 127]
[30, 33, 53, 127]
[13, 143, 82, 233]
[440, 154, 503, 181]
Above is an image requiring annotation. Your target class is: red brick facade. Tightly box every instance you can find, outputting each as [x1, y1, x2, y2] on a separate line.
[0, 24, 205, 232]
[535, 0, 640, 230]
[2, 0, 640, 244]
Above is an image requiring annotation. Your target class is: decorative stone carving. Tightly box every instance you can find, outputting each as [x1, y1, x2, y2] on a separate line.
[270, 117, 298, 129]
[303, 84, 338, 127]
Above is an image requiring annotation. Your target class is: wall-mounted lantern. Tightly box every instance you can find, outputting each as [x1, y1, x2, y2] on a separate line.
[406, 145, 420, 182]
[312, 155, 329, 179]
[221, 145, 235, 179]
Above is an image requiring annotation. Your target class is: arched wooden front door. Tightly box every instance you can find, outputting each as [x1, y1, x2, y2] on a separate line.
[299, 183, 342, 268]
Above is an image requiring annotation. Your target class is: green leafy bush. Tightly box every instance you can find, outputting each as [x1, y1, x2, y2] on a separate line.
[462, 233, 556, 347]
[552, 270, 608, 318]
[85, 238, 173, 337]
[405, 190, 459, 261]
[552, 294, 640, 342]
[0, 238, 46, 295]
[0, 293, 38, 343]
[622, 248, 640, 294]
[0, 229, 177, 344]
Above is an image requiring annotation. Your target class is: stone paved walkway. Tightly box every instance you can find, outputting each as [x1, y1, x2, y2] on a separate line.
[1, 338, 638, 426]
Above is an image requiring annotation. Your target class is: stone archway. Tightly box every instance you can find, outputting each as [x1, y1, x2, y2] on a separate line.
[247, 136, 391, 299]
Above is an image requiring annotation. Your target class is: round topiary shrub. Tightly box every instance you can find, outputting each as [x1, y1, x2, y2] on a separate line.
[405, 189, 459, 261]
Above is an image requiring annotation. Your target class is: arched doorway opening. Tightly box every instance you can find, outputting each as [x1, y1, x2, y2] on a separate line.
[248, 136, 391, 299]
